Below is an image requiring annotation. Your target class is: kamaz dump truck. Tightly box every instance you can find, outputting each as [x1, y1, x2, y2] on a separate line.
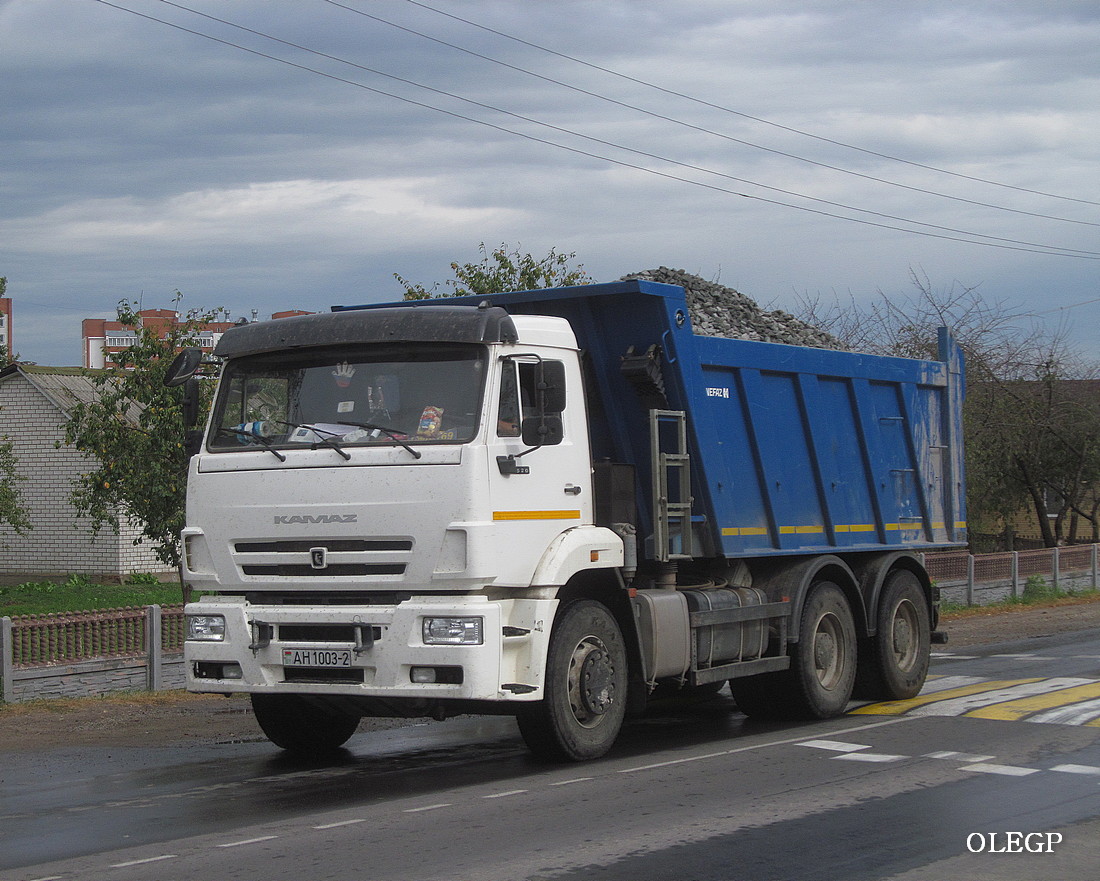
[167, 278, 965, 760]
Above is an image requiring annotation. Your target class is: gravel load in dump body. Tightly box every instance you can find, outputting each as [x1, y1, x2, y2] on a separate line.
[622, 267, 846, 351]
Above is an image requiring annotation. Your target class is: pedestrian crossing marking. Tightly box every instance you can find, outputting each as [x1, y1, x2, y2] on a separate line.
[852, 676, 1100, 726]
[910, 677, 1094, 717]
[965, 681, 1100, 721]
[849, 678, 1043, 715]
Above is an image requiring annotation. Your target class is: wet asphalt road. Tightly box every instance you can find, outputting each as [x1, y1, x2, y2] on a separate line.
[2, 629, 1099, 880]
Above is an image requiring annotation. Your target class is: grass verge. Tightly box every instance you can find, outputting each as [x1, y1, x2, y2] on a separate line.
[0, 574, 186, 616]
[940, 587, 1100, 620]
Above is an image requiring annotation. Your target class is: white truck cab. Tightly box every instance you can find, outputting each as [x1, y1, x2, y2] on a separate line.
[179, 304, 624, 755]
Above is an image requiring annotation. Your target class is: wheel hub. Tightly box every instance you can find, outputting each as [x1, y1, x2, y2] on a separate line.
[814, 630, 837, 672]
[569, 636, 617, 724]
[892, 618, 913, 656]
[579, 648, 613, 715]
[890, 599, 919, 669]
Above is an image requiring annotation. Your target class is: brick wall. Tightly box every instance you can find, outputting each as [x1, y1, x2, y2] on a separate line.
[0, 373, 169, 577]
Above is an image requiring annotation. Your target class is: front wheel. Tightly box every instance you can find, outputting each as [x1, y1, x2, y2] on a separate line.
[517, 600, 628, 761]
[251, 694, 361, 754]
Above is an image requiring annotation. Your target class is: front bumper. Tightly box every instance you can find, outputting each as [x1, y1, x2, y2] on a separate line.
[184, 594, 555, 703]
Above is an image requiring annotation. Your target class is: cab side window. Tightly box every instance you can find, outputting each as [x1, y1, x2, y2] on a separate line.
[497, 362, 521, 437]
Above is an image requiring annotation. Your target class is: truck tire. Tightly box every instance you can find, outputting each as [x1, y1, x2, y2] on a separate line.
[855, 569, 930, 700]
[517, 600, 628, 761]
[733, 581, 856, 719]
[787, 581, 857, 718]
[250, 694, 361, 753]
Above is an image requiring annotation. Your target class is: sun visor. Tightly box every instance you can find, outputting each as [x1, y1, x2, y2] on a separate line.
[215, 304, 519, 358]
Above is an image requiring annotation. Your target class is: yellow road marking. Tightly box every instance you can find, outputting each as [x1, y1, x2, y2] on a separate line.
[850, 678, 1044, 715]
[965, 682, 1100, 721]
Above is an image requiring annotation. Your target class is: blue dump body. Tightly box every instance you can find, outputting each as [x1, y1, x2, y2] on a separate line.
[341, 278, 967, 560]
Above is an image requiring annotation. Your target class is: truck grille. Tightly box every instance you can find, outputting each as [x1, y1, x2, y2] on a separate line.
[279, 624, 382, 641]
[241, 563, 405, 576]
[233, 537, 412, 579]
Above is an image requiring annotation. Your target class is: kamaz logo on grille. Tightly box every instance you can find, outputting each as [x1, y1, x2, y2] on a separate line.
[274, 514, 358, 524]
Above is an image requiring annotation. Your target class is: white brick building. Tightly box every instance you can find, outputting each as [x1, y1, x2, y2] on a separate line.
[0, 365, 169, 578]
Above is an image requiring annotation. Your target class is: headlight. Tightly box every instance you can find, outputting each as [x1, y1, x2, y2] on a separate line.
[422, 616, 483, 645]
[187, 614, 226, 641]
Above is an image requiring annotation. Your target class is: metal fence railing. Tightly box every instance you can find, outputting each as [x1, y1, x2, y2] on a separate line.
[924, 544, 1099, 606]
[6, 605, 184, 669]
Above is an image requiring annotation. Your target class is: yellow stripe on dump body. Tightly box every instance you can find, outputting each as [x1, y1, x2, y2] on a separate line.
[777, 525, 824, 535]
[723, 523, 886, 537]
[721, 521, 967, 539]
[492, 510, 581, 521]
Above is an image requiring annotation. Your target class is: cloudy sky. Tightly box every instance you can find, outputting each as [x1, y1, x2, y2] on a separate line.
[3, 0, 1098, 366]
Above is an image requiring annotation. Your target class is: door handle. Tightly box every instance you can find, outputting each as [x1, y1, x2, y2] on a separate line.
[564, 485, 582, 496]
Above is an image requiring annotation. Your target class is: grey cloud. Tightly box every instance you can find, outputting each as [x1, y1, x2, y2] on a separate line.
[1, 0, 1097, 366]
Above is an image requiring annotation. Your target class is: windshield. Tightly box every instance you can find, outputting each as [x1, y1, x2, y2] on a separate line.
[208, 343, 486, 452]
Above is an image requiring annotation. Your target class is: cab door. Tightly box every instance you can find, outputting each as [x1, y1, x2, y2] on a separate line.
[486, 354, 592, 585]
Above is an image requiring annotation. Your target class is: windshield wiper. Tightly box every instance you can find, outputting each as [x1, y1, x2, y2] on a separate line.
[216, 427, 287, 461]
[277, 421, 352, 460]
[339, 420, 422, 460]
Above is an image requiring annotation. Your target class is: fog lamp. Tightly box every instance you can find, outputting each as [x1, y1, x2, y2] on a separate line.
[221, 663, 243, 679]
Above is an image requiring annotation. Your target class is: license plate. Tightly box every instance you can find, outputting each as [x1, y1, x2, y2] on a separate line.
[282, 648, 353, 668]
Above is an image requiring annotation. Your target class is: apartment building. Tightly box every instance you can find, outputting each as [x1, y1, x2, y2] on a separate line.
[81, 308, 312, 368]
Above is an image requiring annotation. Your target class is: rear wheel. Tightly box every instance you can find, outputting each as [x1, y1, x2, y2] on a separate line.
[734, 581, 857, 720]
[250, 694, 361, 753]
[788, 581, 857, 718]
[855, 569, 930, 700]
[517, 600, 627, 761]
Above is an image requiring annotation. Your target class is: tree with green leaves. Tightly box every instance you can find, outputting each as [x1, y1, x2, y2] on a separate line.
[0, 435, 31, 535]
[395, 243, 591, 300]
[797, 270, 1100, 548]
[64, 295, 218, 570]
[0, 276, 31, 533]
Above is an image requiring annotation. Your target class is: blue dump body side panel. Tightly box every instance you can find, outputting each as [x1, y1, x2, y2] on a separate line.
[337, 279, 967, 558]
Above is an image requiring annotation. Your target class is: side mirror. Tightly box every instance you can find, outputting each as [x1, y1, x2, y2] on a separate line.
[522, 414, 563, 447]
[538, 361, 566, 413]
[164, 348, 203, 388]
[164, 348, 204, 434]
[181, 378, 200, 429]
